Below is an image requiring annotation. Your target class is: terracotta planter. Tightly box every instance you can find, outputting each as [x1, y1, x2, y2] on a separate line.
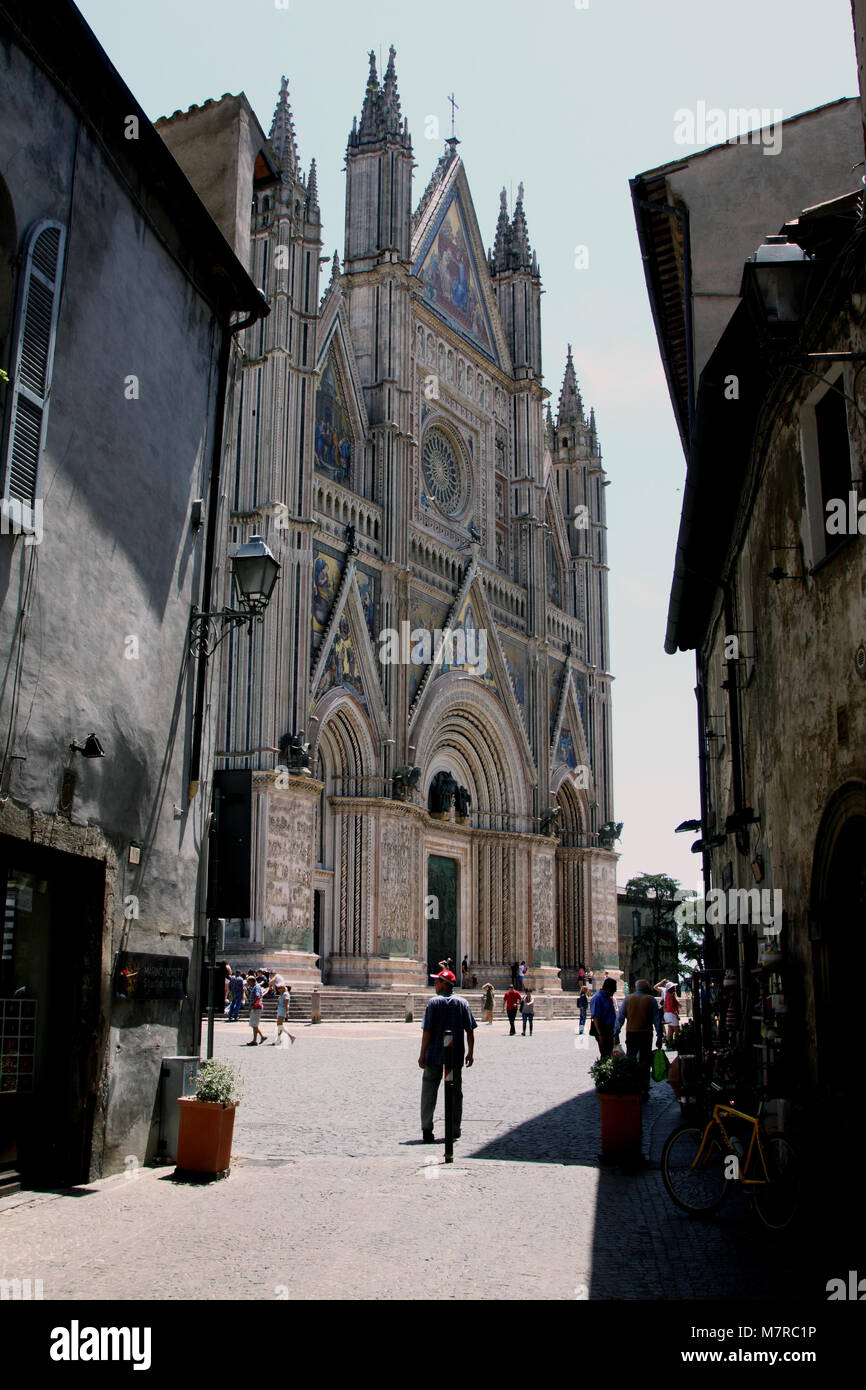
[176, 1098, 236, 1176]
[598, 1092, 642, 1157]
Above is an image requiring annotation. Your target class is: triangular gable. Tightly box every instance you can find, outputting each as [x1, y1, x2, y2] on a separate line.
[310, 564, 389, 739]
[550, 669, 593, 790]
[314, 316, 369, 487]
[412, 161, 509, 370]
[408, 564, 536, 777]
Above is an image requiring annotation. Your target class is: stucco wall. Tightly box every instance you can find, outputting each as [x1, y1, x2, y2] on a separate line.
[0, 38, 229, 1172]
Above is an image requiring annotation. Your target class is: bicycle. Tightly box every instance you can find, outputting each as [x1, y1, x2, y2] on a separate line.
[661, 1084, 798, 1230]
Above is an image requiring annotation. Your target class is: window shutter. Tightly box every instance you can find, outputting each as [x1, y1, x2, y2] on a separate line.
[2, 220, 66, 514]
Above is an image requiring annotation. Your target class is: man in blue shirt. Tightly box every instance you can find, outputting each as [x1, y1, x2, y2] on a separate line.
[418, 969, 477, 1143]
[589, 976, 617, 1058]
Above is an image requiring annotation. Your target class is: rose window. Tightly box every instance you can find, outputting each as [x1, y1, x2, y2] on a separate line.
[423, 428, 469, 516]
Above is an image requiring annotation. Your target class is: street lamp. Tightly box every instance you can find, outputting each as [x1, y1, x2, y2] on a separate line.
[189, 534, 280, 658]
[740, 236, 814, 333]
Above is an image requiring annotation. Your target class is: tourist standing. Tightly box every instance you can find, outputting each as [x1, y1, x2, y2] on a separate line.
[589, 977, 617, 1058]
[662, 980, 680, 1045]
[518, 960, 527, 988]
[613, 979, 663, 1097]
[578, 988, 589, 1034]
[503, 984, 522, 1035]
[227, 970, 245, 1023]
[521, 987, 535, 1037]
[510, 961, 519, 989]
[273, 984, 296, 1046]
[418, 969, 477, 1143]
[481, 982, 495, 1025]
[247, 972, 268, 1045]
[461, 955, 470, 989]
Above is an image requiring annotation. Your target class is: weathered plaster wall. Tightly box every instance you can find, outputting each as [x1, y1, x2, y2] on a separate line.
[0, 40, 229, 1173]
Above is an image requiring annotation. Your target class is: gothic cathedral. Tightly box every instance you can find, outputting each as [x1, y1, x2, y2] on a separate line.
[198, 51, 618, 988]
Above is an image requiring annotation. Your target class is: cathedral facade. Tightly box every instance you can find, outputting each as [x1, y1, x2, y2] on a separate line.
[183, 51, 619, 989]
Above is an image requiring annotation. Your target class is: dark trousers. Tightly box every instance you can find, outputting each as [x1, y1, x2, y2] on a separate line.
[421, 1064, 463, 1133]
[522, 1012, 533, 1035]
[626, 1032, 653, 1095]
[595, 1024, 614, 1058]
[506, 1009, 517, 1034]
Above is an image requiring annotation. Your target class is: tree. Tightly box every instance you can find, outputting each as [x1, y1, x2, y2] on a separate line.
[625, 872, 681, 984]
[677, 903, 705, 975]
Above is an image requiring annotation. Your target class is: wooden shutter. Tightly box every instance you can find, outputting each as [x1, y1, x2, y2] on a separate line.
[2, 220, 66, 513]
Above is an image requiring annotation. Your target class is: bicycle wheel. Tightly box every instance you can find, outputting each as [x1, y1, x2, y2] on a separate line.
[751, 1134, 799, 1231]
[662, 1124, 729, 1214]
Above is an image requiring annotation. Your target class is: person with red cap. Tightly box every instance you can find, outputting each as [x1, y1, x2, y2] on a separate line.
[418, 968, 477, 1143]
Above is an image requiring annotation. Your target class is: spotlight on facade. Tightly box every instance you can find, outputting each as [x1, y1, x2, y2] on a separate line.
[675, 818, 702, 833]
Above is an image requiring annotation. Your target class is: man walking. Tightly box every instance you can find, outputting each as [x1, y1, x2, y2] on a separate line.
[418, 969, 476, 1143]
[589, 976, 617, 1058]
[614, 978, 663, 1097]
[503, 983, 522, 1035]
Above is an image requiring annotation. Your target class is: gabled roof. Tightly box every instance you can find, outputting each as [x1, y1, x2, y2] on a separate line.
[411, 154, 512, 372]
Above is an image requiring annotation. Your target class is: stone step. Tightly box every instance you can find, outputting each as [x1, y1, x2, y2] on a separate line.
[208, 988, 586, 1024]
[0, 1168, 22, 1200]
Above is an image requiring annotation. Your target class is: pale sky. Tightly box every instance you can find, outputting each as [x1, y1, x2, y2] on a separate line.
[77, 0, 859, 893]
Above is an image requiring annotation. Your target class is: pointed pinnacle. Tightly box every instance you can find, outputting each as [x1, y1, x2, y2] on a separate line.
[306, 158, 319, 209]
[270, 74, 299, 181]
[491, 187, 512, 272]
[331, 248, 341, 282]
[359, 50, 380, 137]
[511, 182, 532, 267]
[557, 345, 585, 428]
[382, 44, 401, 130]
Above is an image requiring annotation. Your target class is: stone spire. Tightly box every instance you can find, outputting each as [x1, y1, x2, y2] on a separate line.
[490, 188, 512, 272]
[510, 182, 533, 268]
[382, 44, 402, 133]
[358, 50, 381, 140]
[270, 75, 299, 181]
[305, 158, 319, 215]
[545, 403, 555, 450]
[330, 247, 341, 282]
[589, 406, 600, 455]
[557, 345, 585, 427]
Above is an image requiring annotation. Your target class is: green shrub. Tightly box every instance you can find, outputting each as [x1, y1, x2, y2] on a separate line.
[195, 1059, 243, 1106]
[590, 1052, 643, 1095]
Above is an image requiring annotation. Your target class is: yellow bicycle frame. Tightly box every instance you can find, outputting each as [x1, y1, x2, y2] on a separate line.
[692, 1102, 771, 1187]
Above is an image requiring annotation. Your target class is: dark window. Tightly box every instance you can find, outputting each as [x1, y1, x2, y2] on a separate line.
[816, 385, 851, 557]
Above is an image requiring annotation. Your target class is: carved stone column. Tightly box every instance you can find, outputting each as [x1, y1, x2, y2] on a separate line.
[587, 847, 621, 981]
[255, 771, 324, 985]
[530, 838, 562, 992]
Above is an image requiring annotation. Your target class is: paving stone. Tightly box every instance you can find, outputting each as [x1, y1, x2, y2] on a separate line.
[0, 1020, 802, 1301]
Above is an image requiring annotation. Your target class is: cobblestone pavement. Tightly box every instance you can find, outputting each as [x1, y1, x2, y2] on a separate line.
[0, 1018, 803, 1301]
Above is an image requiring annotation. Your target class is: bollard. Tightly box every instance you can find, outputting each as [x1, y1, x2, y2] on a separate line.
[405, 992, 413, 1024]
[311, 988, 321, 1025]
[443, 1029, 454, 1163]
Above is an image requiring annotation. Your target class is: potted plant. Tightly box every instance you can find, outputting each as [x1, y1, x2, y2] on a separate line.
[175, 1059, 243, 1179]
[590, 1052, 643, 1159]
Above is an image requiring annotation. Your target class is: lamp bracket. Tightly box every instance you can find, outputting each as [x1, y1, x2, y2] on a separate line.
[189, 608, 262, 660]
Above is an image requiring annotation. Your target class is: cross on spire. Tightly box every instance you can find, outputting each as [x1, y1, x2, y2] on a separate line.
[447, 92, 459, 140]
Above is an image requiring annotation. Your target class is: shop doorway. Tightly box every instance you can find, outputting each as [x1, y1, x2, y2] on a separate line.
[0, 837, 105, 1188]
[427, 856, 458, 980]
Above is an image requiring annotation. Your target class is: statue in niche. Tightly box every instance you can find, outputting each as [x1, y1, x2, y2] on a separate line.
[454, 785, 471, 821]
[540, 806, 561, 838]
[429, 771, 458, 817]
